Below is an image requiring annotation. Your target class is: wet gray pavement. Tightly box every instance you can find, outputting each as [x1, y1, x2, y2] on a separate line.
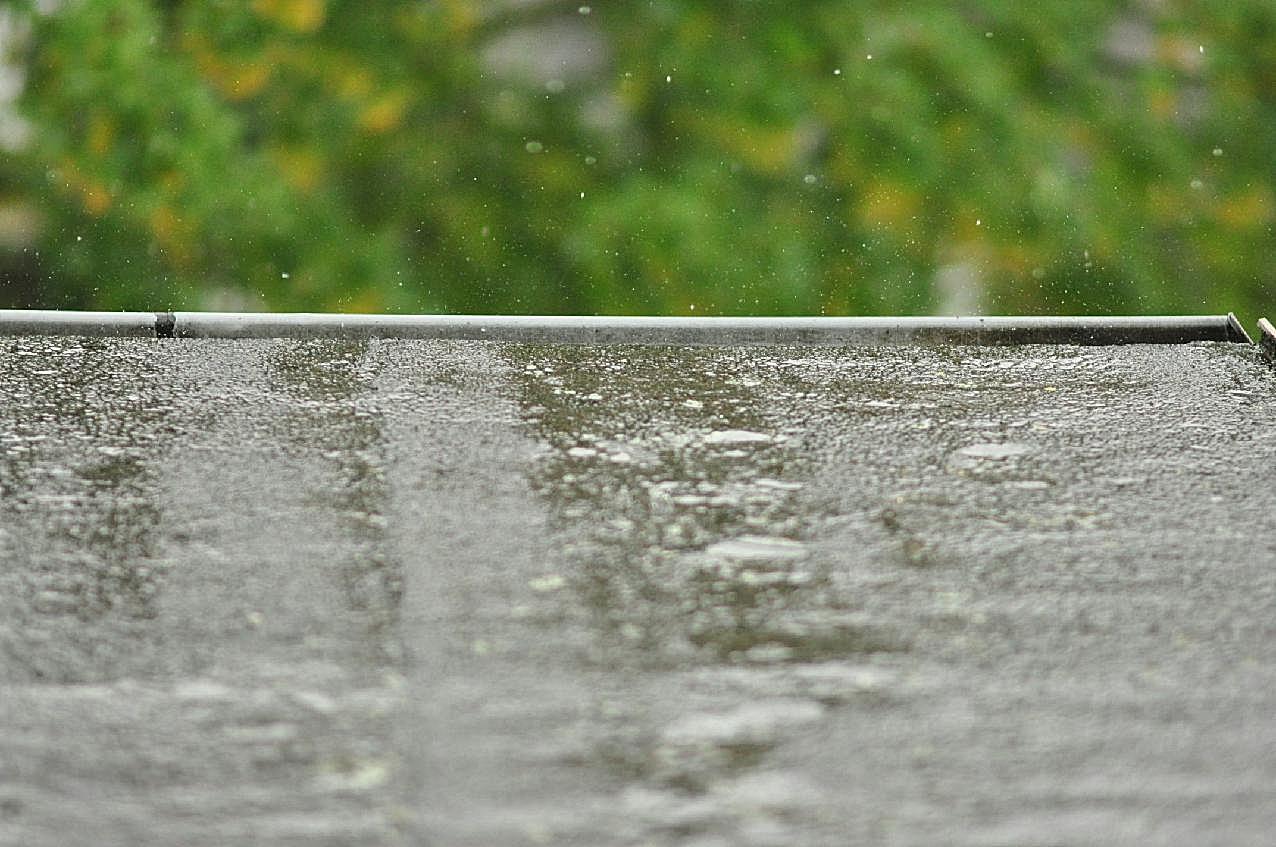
[1, 336, 1275, 846]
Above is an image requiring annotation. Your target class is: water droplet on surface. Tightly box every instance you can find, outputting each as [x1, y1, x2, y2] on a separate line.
[754, 479, 803, 492]
[704, 536, 809, 564]
[661, 699, 825, 749]
[703, 430, 772, 446]
[529, 574, 567, 593]
[174, 679, 235, 702]
[957, 442, 1032, 460]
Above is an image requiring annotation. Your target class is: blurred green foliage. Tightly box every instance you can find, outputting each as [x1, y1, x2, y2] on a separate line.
[1, 0, 1272, 316]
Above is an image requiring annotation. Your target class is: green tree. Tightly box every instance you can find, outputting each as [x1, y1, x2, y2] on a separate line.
[2, 0, 1273, 317]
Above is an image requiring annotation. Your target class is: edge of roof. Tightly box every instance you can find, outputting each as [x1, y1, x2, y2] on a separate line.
[0, 309, 1257, 347]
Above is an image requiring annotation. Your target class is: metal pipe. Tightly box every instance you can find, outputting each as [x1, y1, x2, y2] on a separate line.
[0, 309, 1255, 346]
[0, 310, 158, 338]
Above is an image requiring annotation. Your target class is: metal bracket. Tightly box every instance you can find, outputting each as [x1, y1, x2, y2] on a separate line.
[1259, 317, 1275, 362]
[1228, 312, 1255, 344]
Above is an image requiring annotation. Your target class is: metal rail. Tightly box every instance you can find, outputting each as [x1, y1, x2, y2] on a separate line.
[0, 309, 1257, 346]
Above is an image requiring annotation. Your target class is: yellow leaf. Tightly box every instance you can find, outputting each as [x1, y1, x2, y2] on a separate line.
[269, 145, 324, 192]
[252, 0, 327, 34]
[87, 114, 115, 156]
[856, 180, 922, 236]
[83, 182, 112, 216]
[358, 92, 409, 135]
[1216, 186, 1273, 231]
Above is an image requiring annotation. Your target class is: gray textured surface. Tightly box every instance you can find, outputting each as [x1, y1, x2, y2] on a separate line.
[1, 337, 1274, 846]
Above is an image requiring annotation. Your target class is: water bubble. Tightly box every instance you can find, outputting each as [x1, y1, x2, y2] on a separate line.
[281, 272, 290, 279]
[529, 574, 566, 592]
[1190, 178, 1204, 190]
[803, 174, 817, 185]
[833, 68, 841, 75]
[704, 536, 810, 564]
[957, 442, 1032, 460]
[578, 5, 591, 13]
[704, 429, 772, 446]
[584, 155, 597, 165]
[1213, 148, 1223, 157]
[525, 140, 544, 154]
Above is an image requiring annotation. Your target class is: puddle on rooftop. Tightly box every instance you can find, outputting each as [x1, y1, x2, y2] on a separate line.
[264, 339, 405, 668]
[0, 337, 175, 683]
[507, 344, 902, 672]
[495, 344, 907, 840]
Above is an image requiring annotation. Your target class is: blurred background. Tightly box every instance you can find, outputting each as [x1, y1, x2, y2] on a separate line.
[0, 0, 1272, 316]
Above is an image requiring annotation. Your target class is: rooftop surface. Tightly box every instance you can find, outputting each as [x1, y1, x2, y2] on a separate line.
[2, 334, 1275, 846]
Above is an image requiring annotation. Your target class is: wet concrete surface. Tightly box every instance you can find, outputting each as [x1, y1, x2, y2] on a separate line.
[1, 337, 1274, 846]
